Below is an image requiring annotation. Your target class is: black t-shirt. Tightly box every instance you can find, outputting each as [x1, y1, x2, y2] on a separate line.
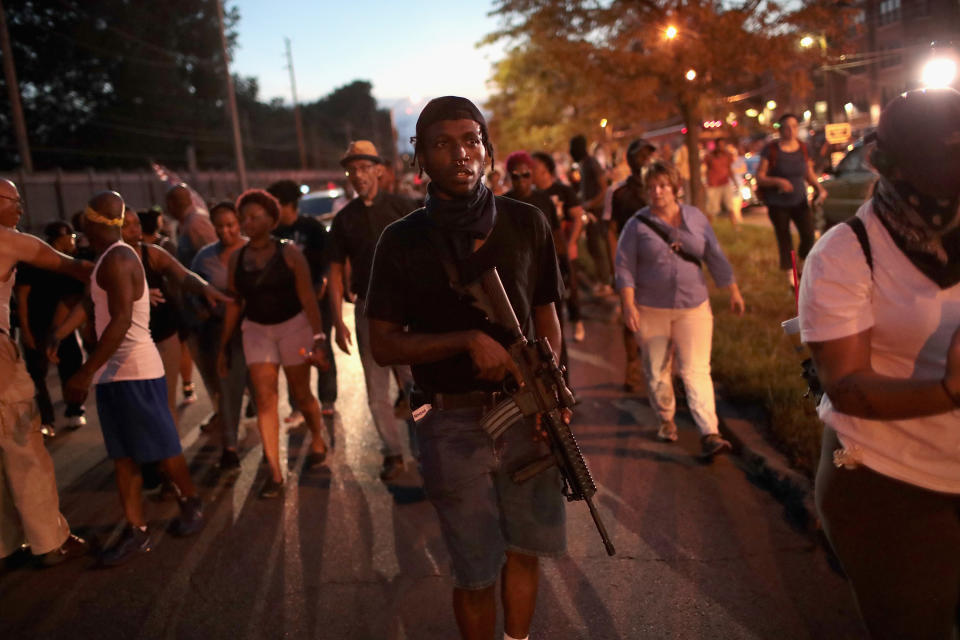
[578, 155, 605, 212]
[274, 214, 329, 287]
[15, 263, 85, 336]
[542, 181, 581, 223]
[503, 189, 559, 230]
[329, 192, 416, 297]
[611, 175, 647, 235]
[365, 196, 563, 395]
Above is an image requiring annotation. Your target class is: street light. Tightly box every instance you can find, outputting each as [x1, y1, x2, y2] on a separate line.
[600, 118, 608, 128]
[665, 25, 678, 40]
[921, 56, 957, 88]
[800, 35, 815, 48]
[766, 100, 777, 110]
[685, 68, 697, 81]
[745, 108, 759, 118]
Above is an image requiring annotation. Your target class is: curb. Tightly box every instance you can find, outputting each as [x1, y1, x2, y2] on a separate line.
[715, 398, 819, 535]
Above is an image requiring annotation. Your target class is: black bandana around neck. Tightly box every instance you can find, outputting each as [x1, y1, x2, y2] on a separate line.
[872, 176, 960, 289]
[425, 182, 497, 258]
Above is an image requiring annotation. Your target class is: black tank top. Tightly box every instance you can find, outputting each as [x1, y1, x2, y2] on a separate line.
[141, 243, 179, 342]
[235, 239, 303, 325]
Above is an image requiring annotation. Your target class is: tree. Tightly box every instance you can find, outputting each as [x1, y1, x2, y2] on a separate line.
[485, 0, 855, 206]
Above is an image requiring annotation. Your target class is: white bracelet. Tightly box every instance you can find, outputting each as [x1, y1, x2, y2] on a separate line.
[313, 332, 326, 342]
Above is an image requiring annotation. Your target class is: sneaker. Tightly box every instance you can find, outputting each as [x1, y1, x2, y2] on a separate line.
[657, 421, 679, 442]
[170, 497, 205, 537]
[700, 434, 733, 460]
[40, 424, 56, 438]
[573, 321, 586, 342]
[65, 415, 86, 430]
[219, 449, 241, 471]
[259, 477, 284, 499]
[38, 533, 89, 567]
[379, 455, 405, 483]
[181, 382, 196, 405]
[101, 525, 151, 567]
[304, 449, 327, 470]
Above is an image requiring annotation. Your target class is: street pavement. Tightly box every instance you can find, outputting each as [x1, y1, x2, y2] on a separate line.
[0, 301, 866, 639]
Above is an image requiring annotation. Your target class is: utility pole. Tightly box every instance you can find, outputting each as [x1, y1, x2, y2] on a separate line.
[215, 0, 247, 190]
[0, 0, 33, 172]
[284, 37, 308, 170]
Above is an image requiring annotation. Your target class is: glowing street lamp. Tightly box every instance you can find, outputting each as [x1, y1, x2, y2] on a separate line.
[600, 118, 608, 128]
[685, 68, 697, 81]
[745, 108, 759, 118]
[800, 35, 815, 49]
[766, 100, 777, 110]
[921, 56, 957, 88]
[665, 25, 678, 40]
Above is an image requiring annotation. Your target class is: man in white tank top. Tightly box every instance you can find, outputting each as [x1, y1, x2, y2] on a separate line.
[61, 191, 205, 566]
[0, 178, 92, 566]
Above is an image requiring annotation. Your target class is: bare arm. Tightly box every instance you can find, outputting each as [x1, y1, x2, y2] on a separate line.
[533, 303, 562, 357]
[2, 229, 92, 282]
[568, 205, 585, 246]
[328, 261, 352, 354]
[808, 328, 960, 419]
[217, 251, 243, 376]
[148, 244, 228, 305]
[64, 251, 137, 403]
[14, 283, 34, 348]
[805, 159, 827, 203]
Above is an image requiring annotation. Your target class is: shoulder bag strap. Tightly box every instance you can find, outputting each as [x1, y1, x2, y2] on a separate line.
[633, 214, 702, 267]
[844, 217, 873, 273]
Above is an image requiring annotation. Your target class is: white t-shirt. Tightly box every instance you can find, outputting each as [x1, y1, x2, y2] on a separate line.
[799, 201, 960, 493]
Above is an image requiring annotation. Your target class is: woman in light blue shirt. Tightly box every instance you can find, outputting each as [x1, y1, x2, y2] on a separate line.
[615, 162, 745, 459]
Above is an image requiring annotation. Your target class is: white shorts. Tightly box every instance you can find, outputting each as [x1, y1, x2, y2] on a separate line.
[241, 312, 312, 367]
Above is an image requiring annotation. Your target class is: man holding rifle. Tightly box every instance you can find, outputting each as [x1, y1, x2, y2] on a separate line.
[365, 96, 567, 640]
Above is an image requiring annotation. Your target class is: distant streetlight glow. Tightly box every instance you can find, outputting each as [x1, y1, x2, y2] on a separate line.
[803, 110, 812, 121]
[844, 102, 855, 114]
[800, 35, 815, 48]
[665, 25, 678, 40]
[745, 108, 759, 118]
[766, 100, 777, 110]
[921, 57, 957, 88]
[685, 69, 697, 81]
[600, 118, 608, 128]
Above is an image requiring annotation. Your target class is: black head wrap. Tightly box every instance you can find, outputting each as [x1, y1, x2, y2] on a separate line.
[412, 96, 494, 170]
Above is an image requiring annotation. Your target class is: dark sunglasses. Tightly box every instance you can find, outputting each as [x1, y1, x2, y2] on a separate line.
[510, 171, 531, 180]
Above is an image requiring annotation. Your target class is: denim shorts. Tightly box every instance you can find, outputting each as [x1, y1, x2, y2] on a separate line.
[415, 406, 566, 590]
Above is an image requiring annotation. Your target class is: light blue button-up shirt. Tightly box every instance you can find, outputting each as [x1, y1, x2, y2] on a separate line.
[615, 205, 735, 309]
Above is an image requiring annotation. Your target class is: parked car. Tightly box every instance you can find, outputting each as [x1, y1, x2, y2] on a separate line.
[818, 140, 877, 230]
[299, 188, 347, 225]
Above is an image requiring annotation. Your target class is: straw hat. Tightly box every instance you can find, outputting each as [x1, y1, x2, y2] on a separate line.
[340, 140, 383, 167]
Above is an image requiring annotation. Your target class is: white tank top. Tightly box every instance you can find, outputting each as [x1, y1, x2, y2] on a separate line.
[0, 265, 14, 334]
[90, 241, 164, 384]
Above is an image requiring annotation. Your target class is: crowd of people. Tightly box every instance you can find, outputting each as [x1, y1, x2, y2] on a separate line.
[1, 88, 959, 640]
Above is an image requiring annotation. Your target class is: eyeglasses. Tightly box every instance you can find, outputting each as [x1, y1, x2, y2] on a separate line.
[510, 172, 532, 180]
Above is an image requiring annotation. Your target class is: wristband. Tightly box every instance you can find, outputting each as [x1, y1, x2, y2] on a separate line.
[313, 332, 326, 342]
[941, 379, 960, 408]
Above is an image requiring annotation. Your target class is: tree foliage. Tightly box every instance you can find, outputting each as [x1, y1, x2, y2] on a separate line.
[0, 0, 393, 171]
[484, 0, 856, 203]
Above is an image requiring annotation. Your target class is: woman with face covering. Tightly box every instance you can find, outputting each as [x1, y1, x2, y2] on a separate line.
[799, 88, 960, 638]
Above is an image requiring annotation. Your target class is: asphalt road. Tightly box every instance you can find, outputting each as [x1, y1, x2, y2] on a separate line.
[0, 300, 866, 639]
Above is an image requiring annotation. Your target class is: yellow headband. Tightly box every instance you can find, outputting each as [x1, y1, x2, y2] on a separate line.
[84, 205, 124, 227]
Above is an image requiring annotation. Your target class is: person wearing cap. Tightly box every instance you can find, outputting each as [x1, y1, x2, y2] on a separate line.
[799, 87, 960, 639]
[15, 221, 87, 435]
[703, 137, 742, 227]
[756, 113, 827, 285]
[365, 96, 566, 640]
[328, 140, 416, 483]
[0, 179, 92, 567]
[607, 138, 656, 393]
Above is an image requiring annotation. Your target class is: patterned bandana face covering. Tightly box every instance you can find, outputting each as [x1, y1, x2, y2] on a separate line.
[84, 205, 124, 227]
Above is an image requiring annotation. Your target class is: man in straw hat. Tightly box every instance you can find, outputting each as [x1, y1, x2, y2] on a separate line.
[365, 96, 567, 640]
[328, 140, 417, 482]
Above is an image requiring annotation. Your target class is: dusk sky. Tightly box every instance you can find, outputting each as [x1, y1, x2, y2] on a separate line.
[230, 1, 506, 106]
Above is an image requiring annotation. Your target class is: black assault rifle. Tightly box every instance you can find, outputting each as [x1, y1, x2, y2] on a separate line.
[462, 268, 616, 556]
